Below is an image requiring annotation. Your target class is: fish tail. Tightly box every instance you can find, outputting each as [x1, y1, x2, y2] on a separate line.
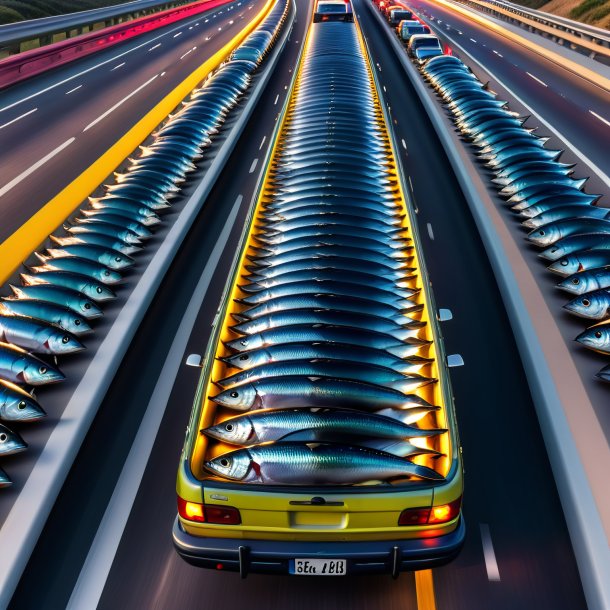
[361, 438, 442, 458]
[410, 463, 445, 481]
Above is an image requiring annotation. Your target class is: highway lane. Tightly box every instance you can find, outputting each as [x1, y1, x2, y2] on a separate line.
[403, 0, 610, 182]
[10, 11, 586, 610]
[356, 0, 587, 606]
[0, 0, 263, 243]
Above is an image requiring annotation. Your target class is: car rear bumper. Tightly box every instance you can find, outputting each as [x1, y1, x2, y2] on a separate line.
[172, 515, 465, 577]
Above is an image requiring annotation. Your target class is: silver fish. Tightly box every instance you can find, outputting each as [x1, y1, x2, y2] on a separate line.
[221, 343, 433, 375]
[49, 234, 140, 257]
[20, 271, 115, 302]
[0, 300, 91, 336]
[0, 315, 84, 355]
[217, 359, 434, 394]
[596, 365, 610, 383]
[557, 268, 610, 295]
[522, 206, 610, 229]
[0, 341, 64, 385]
[69, 219, 145, 244]
[225, 324, 430, 358]
[204, 408, 443, 446]
[538, 234, 610, 262]
[211, 376, 435, 413]
[33, 253, 122, 285]
[204, 442, 444, 484]
[548, 251, 610, 276]
[89, 195, 170, 212]
[0, 467, 11, 488]
[527, 219, 610, 248]
[575, 323, 610, 354]
[8, 284, 102, 319]
[513, 193, 600, 215]
[0, 380, 46, 422]
[0, 423, 27, 456]
[46, 245, 134, 270]
[74, 214, 153, 240]
[564, 290, 610, 320]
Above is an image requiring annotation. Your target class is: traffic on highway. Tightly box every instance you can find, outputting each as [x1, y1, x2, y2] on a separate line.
[0, 0, 608, 607]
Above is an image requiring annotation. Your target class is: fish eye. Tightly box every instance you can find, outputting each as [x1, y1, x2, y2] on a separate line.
[75, 319, 81, 326]
[239, 355, 249, 361]
[39, 366, 47, 374]
[62, 336, 69, 344]
[595, 331, 602, 338]
[582, 299, 590, 307]
[104, 271, 110, 276]
[84, 303, 91, 309]
[0, 433, 6, 443]
[18, 401, 26, 410]
[560, 260, 568, 266]
[115, 257, 122, 262]
[219, 458, 230, 467]
[539, 230, 545, 236]
[240, 340, 248, 346]
[96, 287, 103, 294]
[572, 278, 580, 284]
[230, 391, 239, 398]
[550, 247, 558, 253]
[225, 423, 234, 432]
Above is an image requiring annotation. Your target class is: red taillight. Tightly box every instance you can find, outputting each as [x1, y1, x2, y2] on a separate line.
[398, 497, 461, 526]
[177, 497, 241, 525]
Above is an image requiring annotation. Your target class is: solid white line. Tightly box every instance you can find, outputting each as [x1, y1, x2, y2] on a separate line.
[65, 85, 82, 95]
[148, 43, 161, 51]
[110, 62, 125, 71]
[0, 107, 37, 130]
[274, 94, 279, 104]
[83, 74, 158, 132]
[66, 195, 243, 610]
[480, 524, 501, 581]
[427, 222, 434, 240]
[259, 135, 266, 149]
[589, 110, 610, 128]
[0, 138, 75, 198]
[526, 71, 548, 87]
[249, 158, 259, 173]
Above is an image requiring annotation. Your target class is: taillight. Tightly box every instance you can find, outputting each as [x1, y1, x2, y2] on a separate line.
[398, 497, 461, 526]
[177, 497, 241, 525]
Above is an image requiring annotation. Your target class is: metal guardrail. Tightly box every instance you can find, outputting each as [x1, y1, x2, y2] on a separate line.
[0, 0, 192, 56]
[456, 0, 610, 63]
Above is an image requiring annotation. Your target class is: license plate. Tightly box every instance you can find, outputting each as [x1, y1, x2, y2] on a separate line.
[292, 558, 346, 576]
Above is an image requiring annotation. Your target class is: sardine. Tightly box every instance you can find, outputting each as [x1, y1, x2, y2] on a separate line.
[575, 323, 610, 354]
[76, 213, 153, 240]
[557, 268, 610, 295]
[564, 290, 610, 321]
[0, 467, 11, 488]
[8, 284, 102, 319]
[49, 233, 140, 257]
[46, 245, 134, 270]
[88, 197, 164, 221]
[0, 315, 84, 355]
[0, 341, 65, 385]
[548, 251, 610, 276]
[20, 271, 115, 303]
[0, 423, 27, 456]
[231, 310, 424, 341]
[211, 376, 435, 412]
[217, 359, 434, 394]
[596, 364, 610, 383]
[205, 442, 444, 484]
[89, 195, 170, 212]
[33, 253, 122, 284]
[0, 300, 91, 336]
[221, 343, 433, 375]
[528, 219, 610, 248]
[225, 324, 430, 358]
[522, 206, 610, 229]
[538, 234, 610, 261]
[0, 380, 46, 422]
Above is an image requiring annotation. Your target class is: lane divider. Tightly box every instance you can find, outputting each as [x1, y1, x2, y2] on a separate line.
[0, 0, 275, 287]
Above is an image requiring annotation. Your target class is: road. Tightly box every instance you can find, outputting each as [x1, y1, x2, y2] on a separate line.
[404, 0, 610, 185]
[8, 2, 587, 609]
[0, 0, 264, 243]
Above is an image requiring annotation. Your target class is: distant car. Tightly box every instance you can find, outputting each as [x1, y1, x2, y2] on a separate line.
[313, 0, 354, 22]
[408, 34, 443, 63]
[382, 3, 403, 17]
[389, 8, 412, 25]
[398, 19, 430, 41]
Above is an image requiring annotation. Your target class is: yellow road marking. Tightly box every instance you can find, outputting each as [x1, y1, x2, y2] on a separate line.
[415, 569, 438, 610]
[0, 0, 275, 286]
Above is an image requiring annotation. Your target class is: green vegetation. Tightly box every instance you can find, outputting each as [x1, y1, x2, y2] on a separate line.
[0, 1, 137, 24]
[569, 0, 609, 18]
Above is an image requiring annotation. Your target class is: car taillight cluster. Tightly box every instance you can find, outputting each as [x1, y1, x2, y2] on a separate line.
[398, 497, 461, 526]
[177, 497, 242, 525]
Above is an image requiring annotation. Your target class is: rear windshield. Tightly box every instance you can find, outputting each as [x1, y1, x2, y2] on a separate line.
[414, 38, 440, 48]
[317, 3, 347, 12]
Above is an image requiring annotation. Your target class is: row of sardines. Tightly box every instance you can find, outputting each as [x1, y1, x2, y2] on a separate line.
[0, 0, 289, 490]
[418, 54, 610, 383]
[200, 20, 450, 487]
